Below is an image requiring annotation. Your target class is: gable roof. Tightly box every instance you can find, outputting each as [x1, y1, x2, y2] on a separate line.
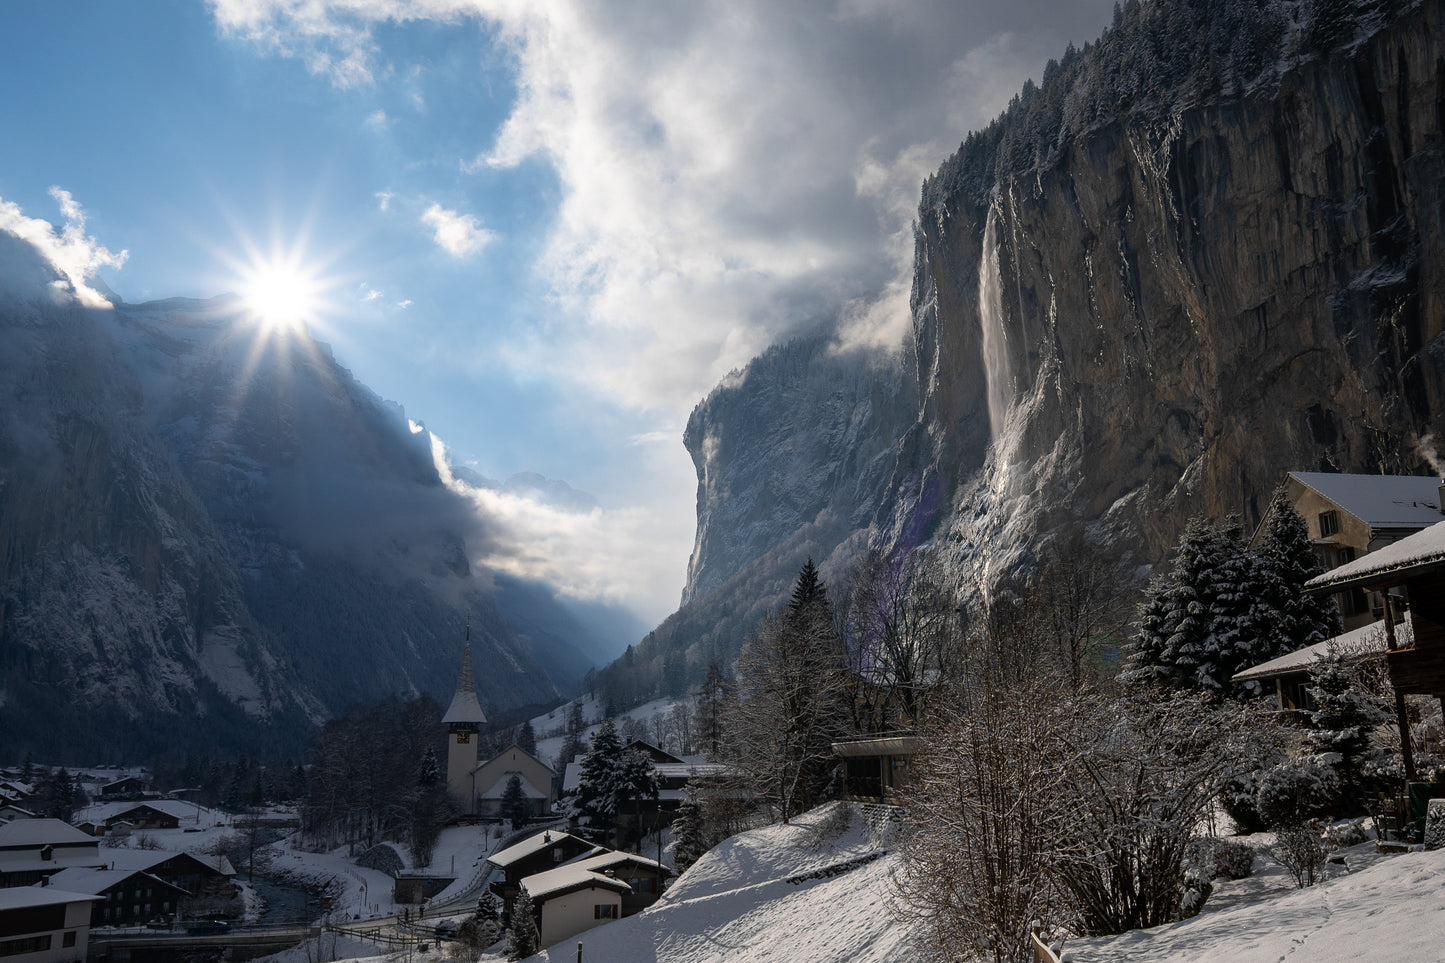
[0, 817, 95, 848]
[1290, 472, 1443, 529]
[1307, 520, 1445, 592]
[625, 741, 685, 764]
[106, 849, 236, 877]
[0, 888, 100, 911]
[44, 867, 189, 898]
[487, 830, 593, 869]
[71, 800, 196, 825]
[572, 850, 671, 878]
[474, 744, 555, 778]
[520, 863, 632, 901]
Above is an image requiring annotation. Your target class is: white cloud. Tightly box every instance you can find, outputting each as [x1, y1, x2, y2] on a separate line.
[421, 203, 495, 257]
[429, 431, 688, 620]
[207, 0, 1117, 415]
[374, 190, 394, 211]
[396, 298, 412, 308]
[0, 189, 127, 309]
[361, 288, 382, 301]
[364, 108, 389, 130]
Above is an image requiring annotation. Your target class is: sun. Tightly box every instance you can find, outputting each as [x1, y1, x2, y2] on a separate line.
[241, 259, 322, 333]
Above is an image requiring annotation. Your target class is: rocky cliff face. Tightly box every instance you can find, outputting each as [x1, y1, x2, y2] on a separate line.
[0, 244, 596, 760]
[903, 0, 1445, 587]
[627, 0, 1445, 697]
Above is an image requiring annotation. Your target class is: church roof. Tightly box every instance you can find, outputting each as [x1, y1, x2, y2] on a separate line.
[442, 642, 487, 726]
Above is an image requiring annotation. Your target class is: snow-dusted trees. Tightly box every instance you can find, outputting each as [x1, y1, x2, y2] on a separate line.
[693, 661, 731, 758]
[505, 888, 539, 960]
[839, 547, 957, 733]
[1305, 647, 1392, 811]
[1124, 498, 1339, 698]
[499, 775, 528, 829]
[566, 719, 658, 844]
[1032, 526, 1138, 684]
[731, 559, 851, 822]
[899, 596, 1283, 959]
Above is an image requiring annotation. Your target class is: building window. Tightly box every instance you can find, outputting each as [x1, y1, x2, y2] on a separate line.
[1318, 510, 1340, 536]
[0, 935, 52, 957]
[594, 904, 617, 919]
[552, 847, 565, 863]
[631, 877, 654, 894]
[62, 932, 76, 948]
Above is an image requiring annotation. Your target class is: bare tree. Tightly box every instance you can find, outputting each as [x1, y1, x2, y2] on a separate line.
[839, 547, 960, 734]
[1031, 526, 1137, 685]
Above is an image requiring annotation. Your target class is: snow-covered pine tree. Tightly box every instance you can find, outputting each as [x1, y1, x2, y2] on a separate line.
[505, 888, 539, 960]
[1122, 516, 1285, 696]
[1255, 487, 1341, 654]
[671, 789, 707, 874]
[1304, 647, 1391, 812]
[568, 718, 624, 835]
[416, 747, 440, 787]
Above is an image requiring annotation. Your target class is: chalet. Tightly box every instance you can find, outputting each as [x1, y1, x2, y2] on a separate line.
[472, 745, 556, 820]
[486, 829, 598, 919]
[1231, 619, 1398, 712]
[517, 863, 631, 949]
[44, 866, 189, 928]
[71, 800, 197, 835]
[107, 851, 237, 907]
[1307, 519, 1445, 781]
[0, 805, 37, 823]
[97, 777, 153, 800]
[0, 819, 102, 888]
[566, 851, 671, 916]
[1255, 472, 1444, 629]
[0, 887, 98, 962]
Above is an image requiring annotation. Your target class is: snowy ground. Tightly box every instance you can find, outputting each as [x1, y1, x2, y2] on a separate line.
[1068, 841, 1445, 962]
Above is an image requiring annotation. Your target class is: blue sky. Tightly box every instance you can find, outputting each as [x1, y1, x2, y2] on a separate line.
[0, 0, 1117, 623]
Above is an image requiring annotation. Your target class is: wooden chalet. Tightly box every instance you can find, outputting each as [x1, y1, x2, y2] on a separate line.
[1231, 619, 1398, 712]
[486, 829, 598, 919]
[1307, 519, 1445, 780]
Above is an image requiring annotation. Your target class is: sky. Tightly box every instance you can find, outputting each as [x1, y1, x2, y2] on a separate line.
[0, 0, 1118, 625]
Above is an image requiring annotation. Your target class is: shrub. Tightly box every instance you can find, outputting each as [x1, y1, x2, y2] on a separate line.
[1256, 762, 1338, 829]
[1221, 773, 1268, 834]
[1269, 819, 1329, 888]
[1325, 820, 1370, 850]
[1210, 839, 1255, 880]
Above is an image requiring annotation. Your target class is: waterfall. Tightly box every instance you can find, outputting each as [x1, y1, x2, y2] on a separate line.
[978, 202, 1013, 443]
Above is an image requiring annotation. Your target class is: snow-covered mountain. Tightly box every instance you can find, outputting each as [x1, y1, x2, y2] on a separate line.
[600, 0, 1445, 697]
[0, 232, 619, 760]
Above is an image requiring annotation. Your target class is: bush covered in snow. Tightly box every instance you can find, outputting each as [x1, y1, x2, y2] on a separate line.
[1209, 839, 1255, 880]
[1256, 761, 1338, 829]
[1325, 820, 1371, 850]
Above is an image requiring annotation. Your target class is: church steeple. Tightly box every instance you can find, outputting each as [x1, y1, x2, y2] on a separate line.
[445, 624, 487, 814]
[442, 628, 487, 727]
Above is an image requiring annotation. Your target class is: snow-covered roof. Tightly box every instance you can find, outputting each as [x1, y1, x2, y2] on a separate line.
[0, 817, 95, 848]
[0, 887, 100, 911]
[72, 799, 198, 824]
[654, 762, 727, 781]
[520, 863, 632, 901]
[1291, 472, 1443, 529]
[573, 850, 670, 877]
[442, 642, 488, 726]
[43, 867, 187, 898]
[488, 830, 590, 868]
[1307, 519, 1445, 591]
[1232, 619, 1404, 683]
[106, 849, 236, 876]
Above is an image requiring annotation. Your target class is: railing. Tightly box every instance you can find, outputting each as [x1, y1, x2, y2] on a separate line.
[1030, 922, 1063, 963]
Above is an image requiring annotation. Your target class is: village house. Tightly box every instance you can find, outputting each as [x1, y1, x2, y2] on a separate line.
[564, 850, 671, 916]
[1253, 472, 1444, 629]
[0, 819, 103, 888]
[71, 801, 199, 835]
[471, 745, 556, 820]
[1306, 518, 1445, 782]
[97, 777, 154, 800]
[832, 734, 925, 803]
[45, 866, 190, 928]
[486, 829, 598, 919]
[1232, 619, 1399, 712]
[0, 886, 98, 963]
[517, 862, 631, 949]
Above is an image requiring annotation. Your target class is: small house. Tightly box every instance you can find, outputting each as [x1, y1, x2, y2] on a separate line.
[518, 863, 631, 948]
[0, 887, 98, 962]
[0, 819, 103, 888]
[44, 866, 189, 928]
[567, 850, 671, 916]
[1231, 619, 1398, 711]
[832, 735, 924, 803]
[486, 829, 598, 919]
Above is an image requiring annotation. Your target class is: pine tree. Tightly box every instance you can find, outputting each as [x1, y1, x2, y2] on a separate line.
[557, 701, 586, 771]
[499, 775, 528, 828]
[1122, 516, 1285, 696]
[694, 661, 731, 758]
[569, 719, 624, 835]
[1305, 648, 1390, 812]
[672, 789, 707, 874]
[505, 888, 540, 960]
[47, 768, 76, 821]
[416, 748, 440, 787]
[1256, 487, 1341, 652]
[517, 721, 537, 755]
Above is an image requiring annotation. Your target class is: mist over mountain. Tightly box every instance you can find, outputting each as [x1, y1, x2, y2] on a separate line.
[593, 0, 1445, 703]
[0, 235, 629, 761]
